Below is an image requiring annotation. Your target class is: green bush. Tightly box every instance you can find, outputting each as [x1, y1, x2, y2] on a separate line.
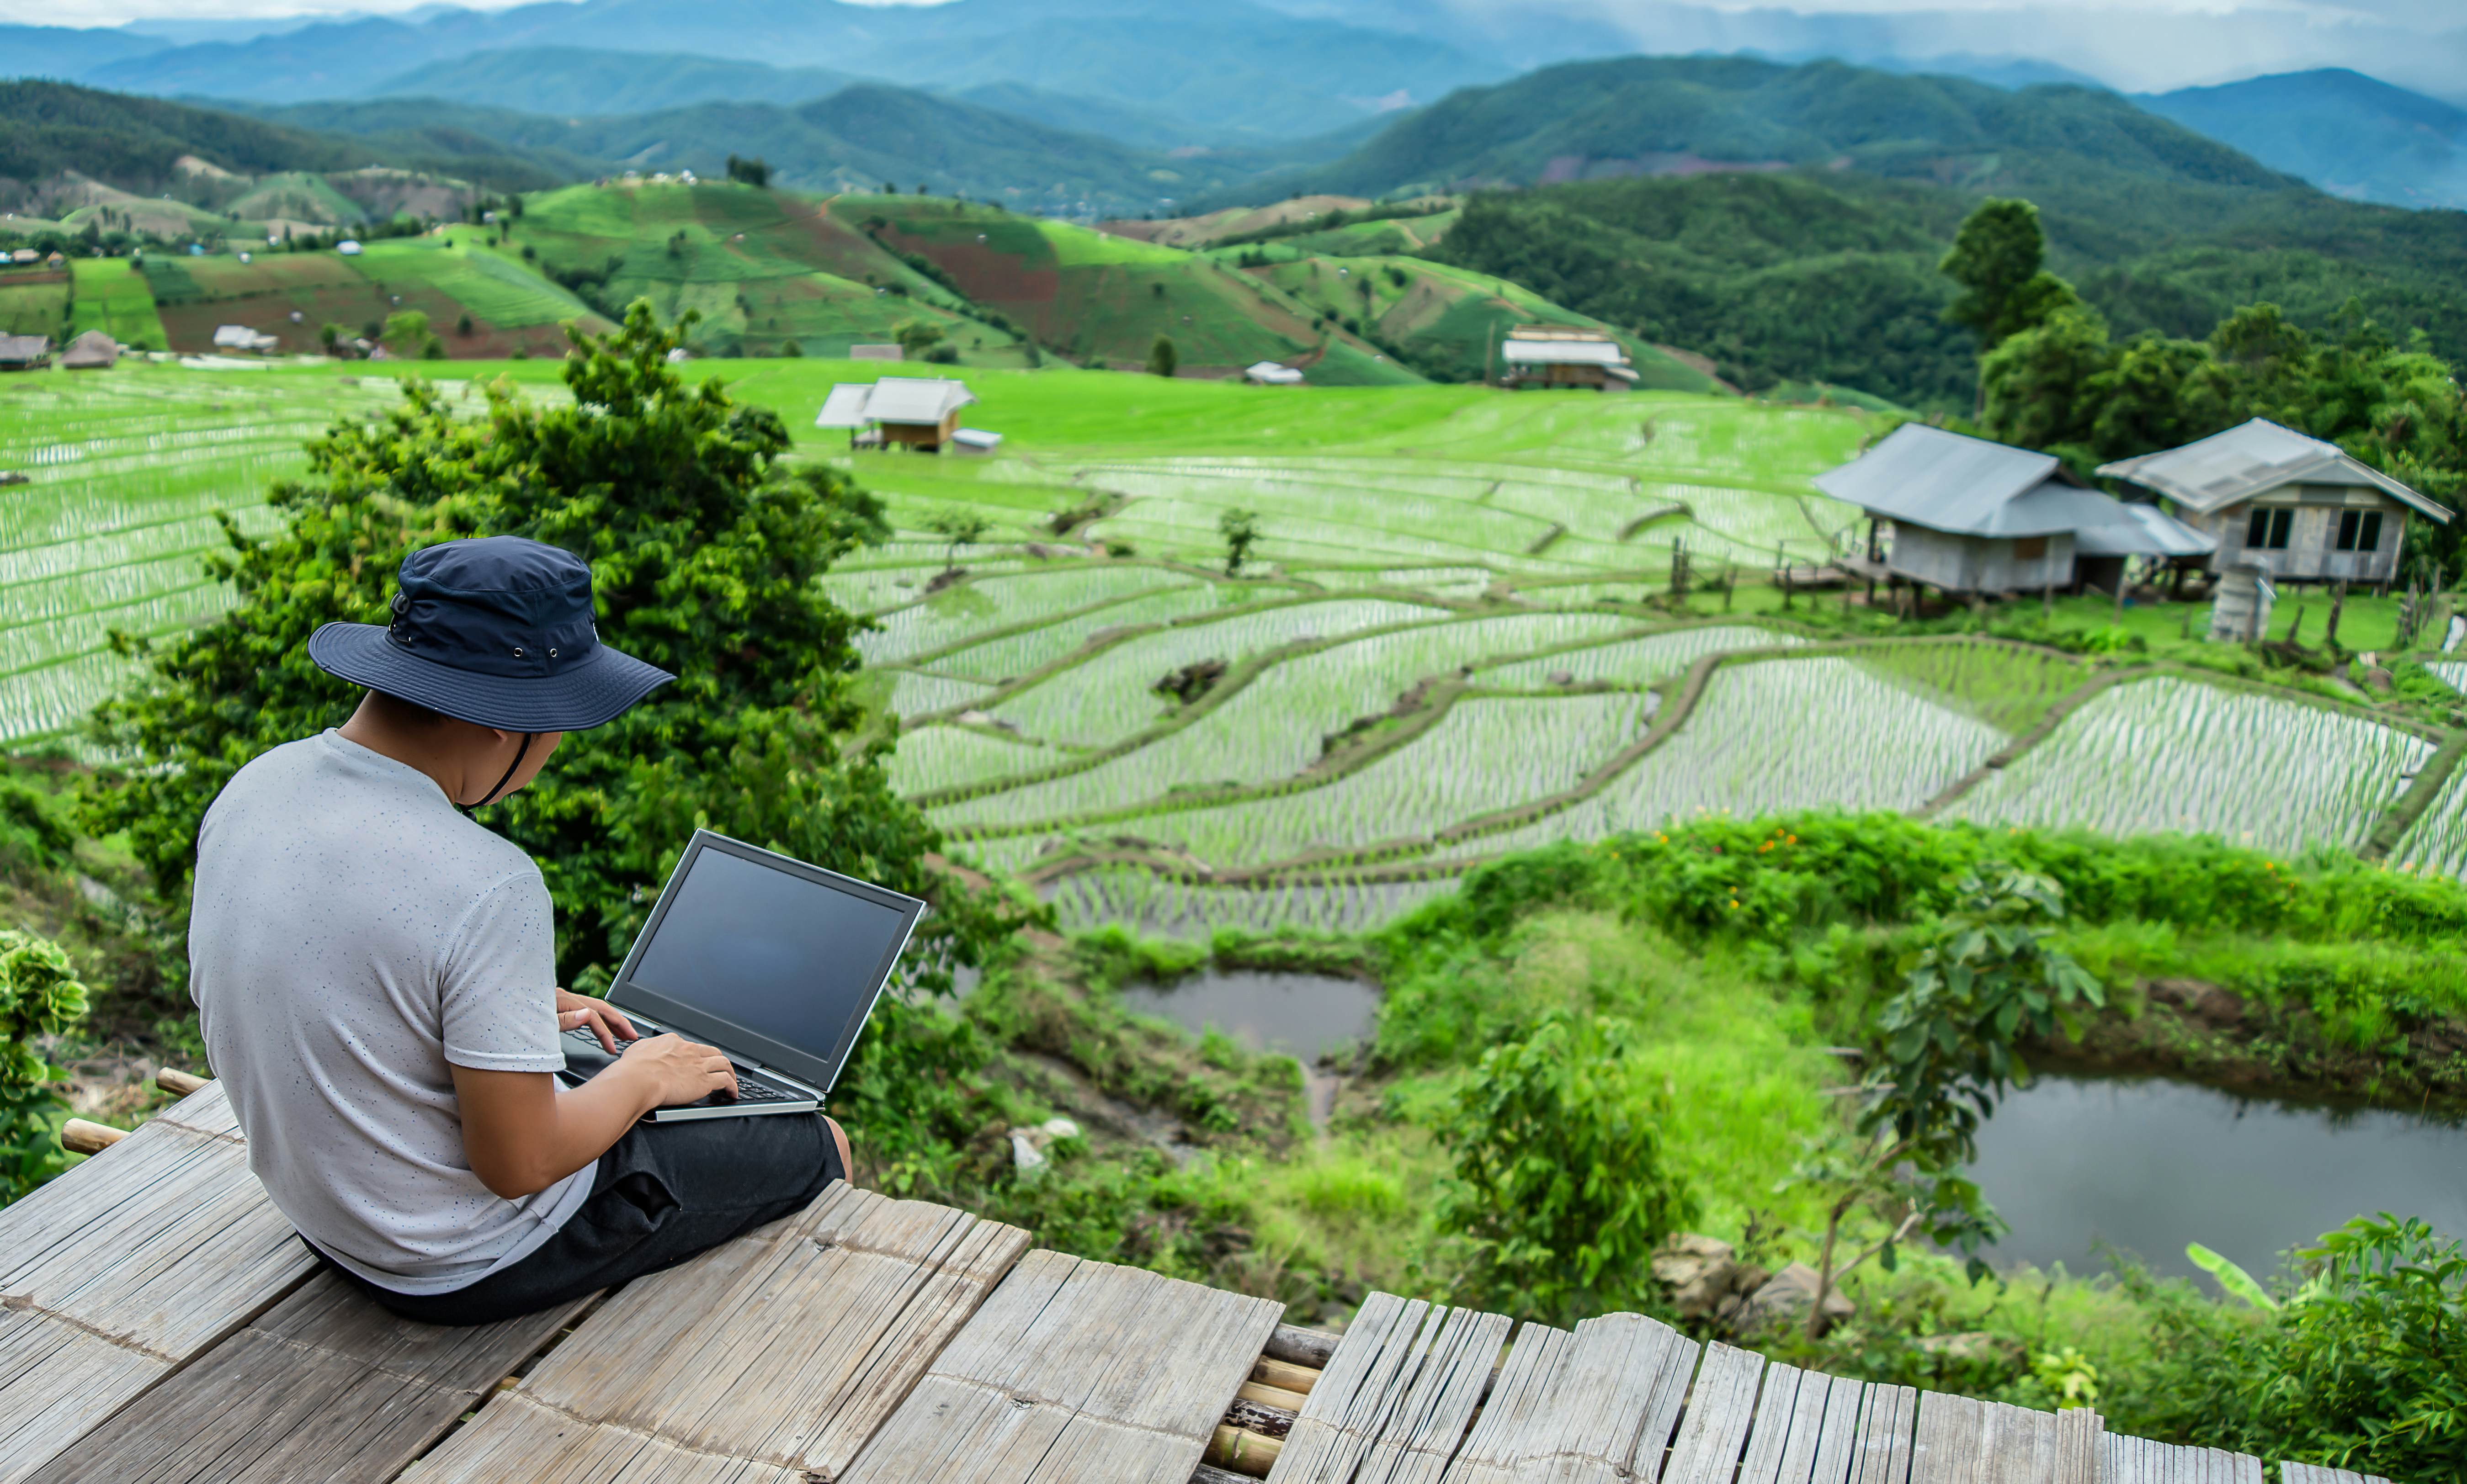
[1430, 1011, 1698, 1324]
[0, 930, 89, 1201]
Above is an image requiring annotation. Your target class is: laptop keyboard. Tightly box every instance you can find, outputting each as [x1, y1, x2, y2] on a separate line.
[559, 1028, 805, 1105]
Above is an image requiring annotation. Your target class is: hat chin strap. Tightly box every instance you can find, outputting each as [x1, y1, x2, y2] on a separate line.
[464, 732, 534, 812]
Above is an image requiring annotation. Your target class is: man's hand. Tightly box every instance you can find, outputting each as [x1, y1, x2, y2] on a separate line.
[621, 1033, 739, 1106]
[555, 989, 635, 1052]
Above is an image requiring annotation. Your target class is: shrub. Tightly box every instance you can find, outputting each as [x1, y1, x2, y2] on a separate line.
[1430, 1011, 1697, 1324]
[0, 930, 89, 1202]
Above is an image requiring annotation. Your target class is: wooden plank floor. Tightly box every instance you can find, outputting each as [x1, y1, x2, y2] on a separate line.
[0, 1096, 2358, 1484]
[0, 1085, 309, 1484]
[398, 1183, 1029, 1484]
[837, 1248, 1281, 1484]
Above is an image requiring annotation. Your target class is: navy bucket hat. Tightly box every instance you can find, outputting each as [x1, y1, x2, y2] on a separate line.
[308, 537, 673, 731]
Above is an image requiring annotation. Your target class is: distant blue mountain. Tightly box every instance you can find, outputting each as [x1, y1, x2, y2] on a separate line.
[2138, 69, 2467, 210]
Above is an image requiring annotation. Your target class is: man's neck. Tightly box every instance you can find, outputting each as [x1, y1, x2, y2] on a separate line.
[338, 708, 484, 806]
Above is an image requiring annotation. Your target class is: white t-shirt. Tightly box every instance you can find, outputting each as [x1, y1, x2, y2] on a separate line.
[190, 730, 591, 1294]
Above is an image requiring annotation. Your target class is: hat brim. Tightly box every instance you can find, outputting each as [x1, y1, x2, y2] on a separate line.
[308, 622, 674, 731]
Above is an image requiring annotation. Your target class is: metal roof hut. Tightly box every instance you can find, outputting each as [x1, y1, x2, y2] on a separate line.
[815, 377, 980, 453]
[1498, 327, 1637, 392]
[2096, 418, 2450, 595]
[60, 329, 118, 370]
[1816, 424, 2210, 600]
[0, 334, 52, 371]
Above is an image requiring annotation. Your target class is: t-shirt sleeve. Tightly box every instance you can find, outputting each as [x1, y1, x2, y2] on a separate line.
[438, 870, 565, 1073]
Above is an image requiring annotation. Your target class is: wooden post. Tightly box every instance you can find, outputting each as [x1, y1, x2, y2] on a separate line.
[2326, 579, 2346, 650]
[2285, 596, 2305, 645]
[62, 1118, 126, 1155]
[2042, 575, 2053, 618]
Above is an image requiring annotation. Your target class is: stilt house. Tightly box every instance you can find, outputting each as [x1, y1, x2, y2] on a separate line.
[1499, 327, 1637, 392]
[815, 377, 980, 453]
[2095, 419, 2451, 590]
[1817, 424, 2210, 595]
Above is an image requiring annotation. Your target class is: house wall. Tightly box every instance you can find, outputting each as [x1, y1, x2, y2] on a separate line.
[881, 410, 962, 450]
[2192, 480, 2407, 584]
[1885, 523, 2075, 592]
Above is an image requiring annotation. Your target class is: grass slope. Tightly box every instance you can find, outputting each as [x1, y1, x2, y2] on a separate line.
[67, 258, 166, 350]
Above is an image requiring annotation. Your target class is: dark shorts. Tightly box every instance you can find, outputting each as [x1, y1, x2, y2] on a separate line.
[312, 1111, 845, 1327]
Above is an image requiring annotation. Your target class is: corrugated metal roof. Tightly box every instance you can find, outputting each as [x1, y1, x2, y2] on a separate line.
[815, 383, 873, 429]
[2097, 417, 2451, 522]
[2074, 501, 2217, 557]
[1244, 361, 1305, 385]
[1502, 340, 1627, 366]
[1813, 424, 2115, 536]
[865, 377, 977, 425]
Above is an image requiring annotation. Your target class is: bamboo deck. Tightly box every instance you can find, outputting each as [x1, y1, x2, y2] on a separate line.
[13, 1081, 2396, 1484]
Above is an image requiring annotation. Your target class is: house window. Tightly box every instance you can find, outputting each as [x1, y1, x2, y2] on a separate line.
[2246, 507, 2293, 550]
[2012, 536, 2047, 560]
[2335, 509, 2384, 552]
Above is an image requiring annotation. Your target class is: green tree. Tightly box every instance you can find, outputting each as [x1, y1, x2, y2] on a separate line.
[1978, 305, 2116, 459]
[724, 154, 770, 188]
[926, 509, 990, 575]
[1431, 1012, 1698, 1325]
[0, 930, 89, 1202]
[84, 304, 1022, 1006]
[892, 318, 944, 359]
[379, 310, 430, 358]
[1217, 508, 1259, 576]
[1940, 199, 2081, 351]
[1791, 866, 2102, 1335]
[1148, 334, 1178, 378]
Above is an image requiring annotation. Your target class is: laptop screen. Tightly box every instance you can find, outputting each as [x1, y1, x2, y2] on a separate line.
[609, 832, 925, 1092]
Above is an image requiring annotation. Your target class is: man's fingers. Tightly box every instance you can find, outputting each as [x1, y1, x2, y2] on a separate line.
[588, 1012, 617, 1054]
[604, 1005, 637, 1040]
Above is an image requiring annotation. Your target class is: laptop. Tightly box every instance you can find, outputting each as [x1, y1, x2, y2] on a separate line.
[554, 829, 926, 1122]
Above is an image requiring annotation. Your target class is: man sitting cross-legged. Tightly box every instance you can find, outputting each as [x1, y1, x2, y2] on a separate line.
[189, 535, 852, 1326]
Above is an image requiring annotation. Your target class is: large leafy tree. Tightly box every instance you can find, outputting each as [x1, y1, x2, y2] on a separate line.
[86, 304, 1021, 997]
[1939, 199, 2082, 351]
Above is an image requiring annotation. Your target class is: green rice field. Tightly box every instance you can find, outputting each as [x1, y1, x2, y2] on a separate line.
[2, 352, 2453, 935]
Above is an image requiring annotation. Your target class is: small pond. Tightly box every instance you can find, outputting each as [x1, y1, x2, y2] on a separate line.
[1119, 970, 1381, 1062]
[1968, 1070, 2467, 1283]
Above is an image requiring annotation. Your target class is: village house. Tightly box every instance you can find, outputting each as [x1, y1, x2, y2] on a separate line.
[1244, 361, 1306, 386]
[1498, 326, 1638, 392]
[2096, 418, 2451, 593]
[0, 334, 53, 371]
[60, 329, 118, 370]
[213, 325, 280, 354]
[815, 377, 981, 453]
[1817, 424, 2210, 597]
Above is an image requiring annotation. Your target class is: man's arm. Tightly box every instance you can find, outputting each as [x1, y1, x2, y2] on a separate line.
[451, 1034, 737, 1198]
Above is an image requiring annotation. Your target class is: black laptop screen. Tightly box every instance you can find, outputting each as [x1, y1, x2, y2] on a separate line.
[622, 845, 912, 1065]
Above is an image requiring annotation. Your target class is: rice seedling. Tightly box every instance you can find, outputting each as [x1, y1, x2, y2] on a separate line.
[930, 611, 1641, 828]
[1439, 656, 2005, 859]
[886, 724, 1075, 796]
[991, 598, 1441, 746]
[927, 582, 1259, 682]
[1042, 866, 1459, 940]
[856, 564, 1197, 664]
[1849, 641, 2089, 735]
[1300, 567, 1498, 599]
[1943, 676, 2426, 853]
[878, 668, 992, 717]
[1070, 691, 1653, 870]
[1481, 624, 1798, 688]
[2392, 768, 2467, 878]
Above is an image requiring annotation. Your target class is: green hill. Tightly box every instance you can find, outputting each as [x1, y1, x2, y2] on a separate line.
[1240, 55, 2298, 204]
[834, 191, 1419, 382]
[365, 48, 857, 117]
[2138, 69, 2467, 211]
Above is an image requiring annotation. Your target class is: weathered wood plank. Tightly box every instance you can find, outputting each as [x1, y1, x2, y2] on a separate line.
[1268, 1298, 1510, 1484]
[1908, 1393, 1979, 1484]
[1848, 1385, 1917, 1484]
[0, 1084, 311, 1484]
[24, 1271, 585, 1484]
[835, 1245, 1282, 1484]
[1438, 1323, 1572, 1484]
[1663, 1343, 1767, 1484]
[2277, 1463, 2385, 1484]
[402, 1183, 1031, 1484]
[1736, 1365, 1835, 1484]
[2049, 1409, 2103, 1484]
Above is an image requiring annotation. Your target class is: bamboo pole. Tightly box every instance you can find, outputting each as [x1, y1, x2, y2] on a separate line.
[1237, 1380, 1310, 1412]
[62, 1119, 126, 1155]
[1250, 1357, 1319, 1395]
[1207, 1424, 1282, 1478]
[158, 1068, 209, 1096]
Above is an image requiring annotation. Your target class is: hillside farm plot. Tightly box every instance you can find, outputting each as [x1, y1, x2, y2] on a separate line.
[1045, 867, 1459, 939]
[1481, 624, 1800, 687]
[1301, 567, 1497, 599]
[1850, 641, 2088, 735]
[0, 368, 406, 742]
[990, 597, 1445, 747]
[0, 271, 68, 339]
[69, 258, 167, 350]
[2393, 766, 2467, 879]
[1441, 656, 2008, 859]
[1942, 676, 2429, 853]
[1084, 691, 1655, 870]
[138, 243, 609, 357]
[926, 583, 1265, 683]
[887, 725, 1076, 796]
[931, 611, 1641, 830]
[873, 668, 995, 718]
[856, 564, 1198, 665]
